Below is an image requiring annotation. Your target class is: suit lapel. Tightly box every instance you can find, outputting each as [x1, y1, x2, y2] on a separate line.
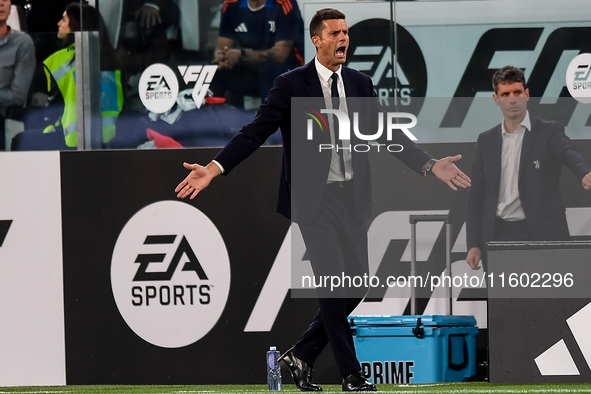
[301, 61, 330, 144]
[304, 61, 323, 98]
[341, 67, 358, 97]
[490, 125, 502, 188]
[519, 117, 536, 179]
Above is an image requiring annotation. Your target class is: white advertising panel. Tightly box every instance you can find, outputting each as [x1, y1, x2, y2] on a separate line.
[0, 152, 66, 386]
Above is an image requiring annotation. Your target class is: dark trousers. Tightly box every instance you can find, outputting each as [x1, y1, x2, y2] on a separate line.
[493, 218, 532, 242]
[293, 180, 369, 378]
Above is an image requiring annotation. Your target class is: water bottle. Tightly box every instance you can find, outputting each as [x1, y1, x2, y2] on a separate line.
[267, 346, 282, 391]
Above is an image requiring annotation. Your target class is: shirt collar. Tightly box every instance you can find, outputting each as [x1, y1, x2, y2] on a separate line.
[314, 56, 342, 84]
[241, 0, 273, 10]
[502, 110, 531, 136]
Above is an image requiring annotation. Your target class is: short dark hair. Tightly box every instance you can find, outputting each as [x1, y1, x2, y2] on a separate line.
[492, 66, 527, 94]
[61, 2, 101, 47]
[65, 2, 101, 33]
[62, 2, 118, 69]
[309, 8, 345, 38]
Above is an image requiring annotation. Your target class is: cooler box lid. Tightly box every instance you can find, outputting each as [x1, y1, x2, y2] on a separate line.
[349, 315, 476, 327]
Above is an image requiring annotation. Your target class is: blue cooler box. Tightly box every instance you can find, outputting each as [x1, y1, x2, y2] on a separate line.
[349, 315, 478, 384]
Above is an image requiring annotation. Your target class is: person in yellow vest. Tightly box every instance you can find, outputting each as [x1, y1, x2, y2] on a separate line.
[43, 2, 124, 147]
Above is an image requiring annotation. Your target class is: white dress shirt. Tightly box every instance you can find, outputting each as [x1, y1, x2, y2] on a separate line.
[496, 111, 531, 221]
[314, 57, 352, 182]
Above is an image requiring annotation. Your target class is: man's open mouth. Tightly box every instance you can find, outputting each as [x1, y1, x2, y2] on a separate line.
[336, 46, 347, 58]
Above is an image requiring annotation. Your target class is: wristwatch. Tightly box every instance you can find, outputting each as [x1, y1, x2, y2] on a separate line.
[423, 158, 437, 176]
[240, 49, 248, 63]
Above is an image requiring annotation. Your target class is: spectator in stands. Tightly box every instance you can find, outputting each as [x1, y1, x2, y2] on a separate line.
[210, 0, 305, 107]
[42, 2, 123, 148]
[0, 0, 35, 151]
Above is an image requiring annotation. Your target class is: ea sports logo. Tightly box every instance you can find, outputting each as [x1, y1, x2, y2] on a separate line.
[566, 53, 591, 104]
[139, 63, 179, 114]
[111, 201, 231, 348]
[347, 19, 427, 114]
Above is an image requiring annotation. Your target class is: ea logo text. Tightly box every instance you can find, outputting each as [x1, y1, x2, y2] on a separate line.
[111, 201, 230, 348]
[139, 63, 179, 114]
[139, 64, 218, 113]
[567, 53, 591, 104]
[130, 234, 211, 306]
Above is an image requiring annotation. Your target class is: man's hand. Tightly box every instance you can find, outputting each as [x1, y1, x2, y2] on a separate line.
[213, 47, 241, 69]
[583, 171, 591, 190]
[136, 5, 162, 29]
[222, 49, 241, 68]
[175, 162, 221, 200]
[431, 155, 471, 191]
[466, 247, 482, 270]
[213, 47, 228, 68]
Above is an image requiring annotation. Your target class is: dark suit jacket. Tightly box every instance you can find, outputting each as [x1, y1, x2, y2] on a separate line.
[214, 60, 433, 224]
[466, 115, 591, 249]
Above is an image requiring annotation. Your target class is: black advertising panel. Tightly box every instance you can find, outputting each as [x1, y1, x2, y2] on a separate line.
[488, 242, 591, 384]
[59, 142, 591, 384]
[60, 148, 304, 384]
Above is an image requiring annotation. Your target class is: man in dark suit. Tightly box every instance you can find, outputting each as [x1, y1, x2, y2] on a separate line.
[176, 8, 471, 391]
[465, 65, 591, 270]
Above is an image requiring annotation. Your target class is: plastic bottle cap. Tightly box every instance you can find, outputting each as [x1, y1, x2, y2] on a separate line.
[270, 346, 276, 350]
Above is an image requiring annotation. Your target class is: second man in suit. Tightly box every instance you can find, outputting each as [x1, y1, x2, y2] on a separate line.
[465, 65, 591, 271]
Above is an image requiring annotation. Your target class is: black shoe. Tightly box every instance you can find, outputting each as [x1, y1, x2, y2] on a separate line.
[278, 347, 322, 392]
[342, 371, 376, 392]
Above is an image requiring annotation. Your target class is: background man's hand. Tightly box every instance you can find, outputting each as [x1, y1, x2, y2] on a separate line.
[136, 5, 162, 29]
[466, 247, 482, 270]
[582, 171, 591, 190]
[213, 47, 241, 69]
[213, 46, 231, 69]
